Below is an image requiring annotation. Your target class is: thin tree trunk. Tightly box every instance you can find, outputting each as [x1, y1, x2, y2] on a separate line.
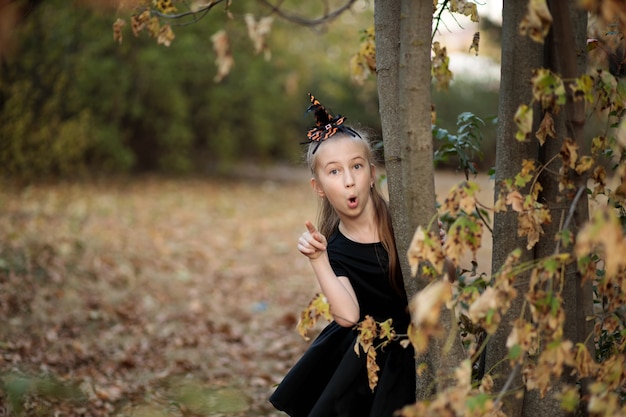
[377, 0, 465, 400]
[375, 1, 406, 285]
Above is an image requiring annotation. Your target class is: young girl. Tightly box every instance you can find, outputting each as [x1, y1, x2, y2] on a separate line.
[269, 94, 416, 417]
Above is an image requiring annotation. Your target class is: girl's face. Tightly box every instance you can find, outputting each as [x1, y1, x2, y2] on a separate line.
[311, 136, 376, 220]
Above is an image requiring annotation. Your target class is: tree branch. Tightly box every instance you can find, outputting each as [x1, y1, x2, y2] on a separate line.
[258, 0, 359, 27]
[150, 0, 226, 22]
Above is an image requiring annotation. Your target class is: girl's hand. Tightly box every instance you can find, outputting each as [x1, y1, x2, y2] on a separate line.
[298, 221, 327, 260]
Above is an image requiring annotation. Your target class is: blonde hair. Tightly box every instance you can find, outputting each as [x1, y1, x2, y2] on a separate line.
[305, 132, 403, 294]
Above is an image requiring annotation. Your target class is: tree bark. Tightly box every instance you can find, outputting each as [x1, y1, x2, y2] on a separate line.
[485, 1, 543, 416]
[377, 0, 465, 400]
[524, 2, 592, 415]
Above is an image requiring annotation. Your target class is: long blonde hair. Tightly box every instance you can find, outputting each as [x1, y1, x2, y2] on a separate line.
[305, 132, 403, 294]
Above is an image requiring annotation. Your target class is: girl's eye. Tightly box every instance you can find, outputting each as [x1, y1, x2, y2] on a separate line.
[329, 169, 339, 175]
[354, 163, 362, 170]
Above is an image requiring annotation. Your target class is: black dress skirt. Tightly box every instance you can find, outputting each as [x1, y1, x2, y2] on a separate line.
[269, 230, 416, 417]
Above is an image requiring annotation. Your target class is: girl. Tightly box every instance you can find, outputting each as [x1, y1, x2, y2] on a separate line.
[269, 94, 416, 417]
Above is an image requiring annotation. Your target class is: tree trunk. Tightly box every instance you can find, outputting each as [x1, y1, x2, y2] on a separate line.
[377, 0, 465, 400]
[485, 1, 543, 416]
[524, 2, 592, 415]
[488, 1, 592, 416]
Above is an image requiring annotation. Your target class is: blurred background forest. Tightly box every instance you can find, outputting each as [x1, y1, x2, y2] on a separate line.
[0, 0, 501, 182]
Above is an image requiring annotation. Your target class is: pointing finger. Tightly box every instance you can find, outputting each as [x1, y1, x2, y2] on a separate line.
[304, 221, 326, 250]
[305, 220, 317, 234]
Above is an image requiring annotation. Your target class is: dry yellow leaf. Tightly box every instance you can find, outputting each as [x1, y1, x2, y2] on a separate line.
[407, 226, 446, 277]
[211, 30, 234, 83]
[518, 0, 553, 43]
[535, 111, 555, 146]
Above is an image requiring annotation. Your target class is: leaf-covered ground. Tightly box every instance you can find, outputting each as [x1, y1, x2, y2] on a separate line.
[0, 169, 492, 416]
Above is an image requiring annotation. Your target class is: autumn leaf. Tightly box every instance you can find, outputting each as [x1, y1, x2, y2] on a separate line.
[560, 137, 579, 170]
[468, 287, 500, 334]
[449, 0, 480, 22]
[535, 112, 555, 146]
[493, 191, 507, 213]
[147, 16, 160, 38]
[591, 135, 608, 155]
[506, 318, 538, 363]
[505, 190, 524, 212]
[113, 18, 125, 44]
[595, 68, 619, 111]
[479, 374, 494, 393]
[613, 162, 626, 201]
[244, 14, 273, 60]
[573, 342, 598, 378]
[296, 293, 332, 341]
[595, 349, 626, 391]
[354, 316, 388, 391]
[408, 281, 452, 354]
[354, 315, 377, 356]
[377, 318, 396, 343]
[350, 26, 376, 85]
[440, 180, 480, 217]
[407, 226, 446, 277]
[131, 10, 150, 36]
[556, 385, 580, 413]
[468, 32, 480, 55]
[524, 340, 574, 397]
[365, 348, 380, 391]
[211, 29, 234, 83]
[443, 216, 483, 266]
[570, 74, 594, 103]
[575, 208, 626, 279]
[517, 203, 551, 250]
[587, 382, 626, 415]
[432, 41, 453, 91]
[154, 0, 177, 14]
[469, 250, 519, 334]
[575, 155, 594, 174]
[518, 0, 553, 43]
[592, 165, 607, 197]
[157, 24, 175, 47]
[531, 68, 566, 110]
[515, 159, 537, 187]
[514, 104, 533, 141]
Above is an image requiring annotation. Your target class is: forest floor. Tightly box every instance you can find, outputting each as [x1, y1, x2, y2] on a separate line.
[0, 168, 494, 416]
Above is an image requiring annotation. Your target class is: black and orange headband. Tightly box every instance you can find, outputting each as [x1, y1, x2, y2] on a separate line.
[303, 93, 361, 153]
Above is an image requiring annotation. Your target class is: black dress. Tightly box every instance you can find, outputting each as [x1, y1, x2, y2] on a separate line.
[269, 230, 416, 417]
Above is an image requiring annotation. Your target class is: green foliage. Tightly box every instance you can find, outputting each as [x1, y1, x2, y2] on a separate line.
[433, 111, 488, 176]
[0, 0, 377, 181]
[432, 80, 498, 169]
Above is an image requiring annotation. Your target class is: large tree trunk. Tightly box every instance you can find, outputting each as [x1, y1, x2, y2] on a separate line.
[524, 2, 593, 415]
[376, 0, 465, 401]
[488, 1, 592, 416]
[485, 1, 543, 416]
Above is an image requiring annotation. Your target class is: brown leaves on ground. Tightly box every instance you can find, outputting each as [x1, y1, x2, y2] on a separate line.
[0, 175, 317, 416]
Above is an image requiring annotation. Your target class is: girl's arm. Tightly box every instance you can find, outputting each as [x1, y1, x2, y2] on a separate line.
[298, 221, 360, 327]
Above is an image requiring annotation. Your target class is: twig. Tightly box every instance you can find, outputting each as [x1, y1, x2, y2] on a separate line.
[493, 363, 520, 409]
[555, 185, 586, 254]
[150, 0, 226, 21]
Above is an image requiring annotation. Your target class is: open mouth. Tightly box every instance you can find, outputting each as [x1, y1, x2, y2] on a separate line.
[348, 196, 358, 208]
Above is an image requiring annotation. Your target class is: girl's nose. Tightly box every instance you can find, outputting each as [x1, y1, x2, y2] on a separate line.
[344, 172, 355, 187]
